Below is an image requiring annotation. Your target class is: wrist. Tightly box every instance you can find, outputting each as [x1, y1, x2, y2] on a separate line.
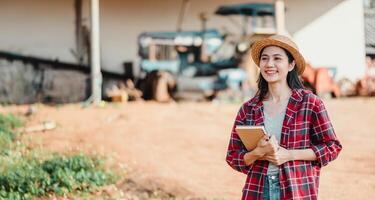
[252, 147, 266, 158]
[288, 149, 296, 161]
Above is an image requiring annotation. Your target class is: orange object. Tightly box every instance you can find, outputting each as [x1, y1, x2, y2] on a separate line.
[301, 64, 340, 98]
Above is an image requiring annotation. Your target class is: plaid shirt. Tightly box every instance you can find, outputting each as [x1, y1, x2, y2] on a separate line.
[226, 89, 342, 200]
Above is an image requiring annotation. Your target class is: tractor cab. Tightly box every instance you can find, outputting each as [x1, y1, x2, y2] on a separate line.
[138, 29, 246, 101]
[215, 2, 277, 53]
[138, 29, 230, 76]
[136, 3, 277, 101]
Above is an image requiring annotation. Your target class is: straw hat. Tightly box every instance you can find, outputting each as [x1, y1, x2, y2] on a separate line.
[251, 34, 306, 75]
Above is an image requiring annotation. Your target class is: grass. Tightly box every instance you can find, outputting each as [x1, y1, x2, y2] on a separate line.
[0, 113, 23, 153]
[0, 113, 117, 200]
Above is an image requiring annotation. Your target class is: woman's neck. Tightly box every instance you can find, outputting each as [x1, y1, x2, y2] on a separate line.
[267, 82, 292, 103]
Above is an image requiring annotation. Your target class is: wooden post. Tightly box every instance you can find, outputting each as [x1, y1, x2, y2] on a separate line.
[275, 0, 286, 35]
[177, 0, 190, 32]
[90, 0, 102, 104]
[75, 0, 83, 63]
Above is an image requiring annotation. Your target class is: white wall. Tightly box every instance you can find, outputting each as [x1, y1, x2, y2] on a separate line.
[0, 0, 273, 73]
[287, 0, 366, 81]
[0, 0, 76, 62]
[97, 0, 273, 74]
[0, 0, 366, 80]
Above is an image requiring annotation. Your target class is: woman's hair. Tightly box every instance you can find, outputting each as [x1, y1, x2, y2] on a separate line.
[256, 46, 304, 102]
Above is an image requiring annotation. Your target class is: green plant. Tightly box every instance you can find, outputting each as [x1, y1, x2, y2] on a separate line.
[42, 154, 115, 194]
[0, 156, 49, 199]
[0, 153, 116, 199]
[0, 113, 117, 199]
[0, 113, 23, 152]
[0, 113, 23, 135]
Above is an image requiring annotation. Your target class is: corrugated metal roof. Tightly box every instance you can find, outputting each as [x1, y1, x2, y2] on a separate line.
[215, 3, 274, 16]
[365, 12, 375, 55]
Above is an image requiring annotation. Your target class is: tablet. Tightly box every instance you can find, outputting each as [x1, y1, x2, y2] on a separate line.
[235, 125, 267, 151]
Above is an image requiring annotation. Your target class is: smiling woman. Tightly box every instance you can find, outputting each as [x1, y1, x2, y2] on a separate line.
[226, 35, 342, 200]
[259, 46, 294, 84]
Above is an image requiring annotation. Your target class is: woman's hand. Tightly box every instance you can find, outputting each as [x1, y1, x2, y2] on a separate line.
[244, 135, 282, 165]
[256, 135, 278, 156]
[263, 146, 292, 165]
[243, 135, 275, 165]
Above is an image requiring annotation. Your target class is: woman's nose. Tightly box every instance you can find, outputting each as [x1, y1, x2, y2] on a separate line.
[265, 59, 274, 67]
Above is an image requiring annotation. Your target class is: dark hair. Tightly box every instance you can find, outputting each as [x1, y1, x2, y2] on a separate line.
[256, 47, 304, 102]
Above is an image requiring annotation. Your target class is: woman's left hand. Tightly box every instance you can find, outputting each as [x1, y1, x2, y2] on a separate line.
[263, 146, 292, 166]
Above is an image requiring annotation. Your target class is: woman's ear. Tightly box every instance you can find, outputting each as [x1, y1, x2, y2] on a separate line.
[289, 60, 296, 72]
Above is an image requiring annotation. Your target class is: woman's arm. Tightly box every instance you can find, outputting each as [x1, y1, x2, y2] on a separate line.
[262, 147, 317, 166]
[290, 148, 317, 161]
[226, 105, 254, 174]
[309, 99, 342, 167]
[227, 111, 277, 172]
[244, 148, 264, 165]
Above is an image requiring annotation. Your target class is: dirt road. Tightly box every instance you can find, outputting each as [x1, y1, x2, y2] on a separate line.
[2, 97, 375, 199]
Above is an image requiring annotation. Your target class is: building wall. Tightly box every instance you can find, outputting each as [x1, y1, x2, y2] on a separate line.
[0, 0, 76, 62]
[287, 0, 366, 81]
[0, 0, 366, 80]
[0, 59, 89, 104]
[98, 0, 273, 74]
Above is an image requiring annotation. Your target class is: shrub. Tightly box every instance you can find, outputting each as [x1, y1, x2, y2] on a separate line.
[0, 154, 115, 199]
[0, 113, 116, 199]
[0, 113, 23, 152]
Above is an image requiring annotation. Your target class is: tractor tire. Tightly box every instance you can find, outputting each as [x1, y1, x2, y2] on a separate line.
[153, 71, 176, 102]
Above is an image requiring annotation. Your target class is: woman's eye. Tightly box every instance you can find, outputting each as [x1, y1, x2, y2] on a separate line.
[261, 57, 267, 60]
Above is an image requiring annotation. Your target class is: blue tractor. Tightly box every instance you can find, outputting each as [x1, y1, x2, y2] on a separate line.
[136, 3, 276, 101]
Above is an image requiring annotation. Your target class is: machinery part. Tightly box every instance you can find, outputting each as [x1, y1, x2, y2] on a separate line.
[301, 64, 340, 98]
[140, 71, 176, 102]
[153, 71, 176, 102]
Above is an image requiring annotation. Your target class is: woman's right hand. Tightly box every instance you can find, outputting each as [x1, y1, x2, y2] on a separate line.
[256, 135, 278, 156]
[243, 135, 279, 165]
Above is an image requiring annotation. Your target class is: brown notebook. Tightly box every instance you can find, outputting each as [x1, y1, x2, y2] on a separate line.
[235, 125, 267, 151]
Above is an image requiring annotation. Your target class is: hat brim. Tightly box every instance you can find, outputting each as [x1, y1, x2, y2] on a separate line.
[251, 38, 306, 75]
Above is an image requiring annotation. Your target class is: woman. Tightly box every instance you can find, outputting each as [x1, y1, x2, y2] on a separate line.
[226, 35, 342, 200]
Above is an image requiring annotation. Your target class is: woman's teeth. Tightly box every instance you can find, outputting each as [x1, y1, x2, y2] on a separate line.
[265, 70, 277, 75]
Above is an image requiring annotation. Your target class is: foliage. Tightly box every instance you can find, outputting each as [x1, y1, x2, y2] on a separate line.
[0, 113, 23, 152]
[0, 153, 116, 200]
[0, 113, 116, 200]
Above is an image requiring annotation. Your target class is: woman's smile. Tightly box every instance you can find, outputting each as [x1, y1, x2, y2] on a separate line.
[264, 69, 278, 75]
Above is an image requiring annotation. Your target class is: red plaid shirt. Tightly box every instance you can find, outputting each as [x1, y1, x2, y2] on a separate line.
[226, 89, 342, 200]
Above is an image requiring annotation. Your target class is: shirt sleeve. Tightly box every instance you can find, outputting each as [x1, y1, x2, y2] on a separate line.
[310, 99, 342, 167]
[226, 105, 253, 174]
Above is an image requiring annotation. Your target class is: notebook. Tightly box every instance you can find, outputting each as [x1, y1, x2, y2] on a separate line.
[235, 125, 268, 151]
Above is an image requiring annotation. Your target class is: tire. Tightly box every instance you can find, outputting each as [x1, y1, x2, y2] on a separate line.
[153, 71, 176, 102]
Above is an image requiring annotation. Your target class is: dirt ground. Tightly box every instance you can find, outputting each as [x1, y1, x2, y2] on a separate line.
[1, 97, 375, 200]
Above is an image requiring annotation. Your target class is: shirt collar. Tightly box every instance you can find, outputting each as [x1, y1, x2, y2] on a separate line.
[248, 89, 304, 109]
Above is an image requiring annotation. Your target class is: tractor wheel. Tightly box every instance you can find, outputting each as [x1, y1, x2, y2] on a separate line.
[153, 71, 176, 102]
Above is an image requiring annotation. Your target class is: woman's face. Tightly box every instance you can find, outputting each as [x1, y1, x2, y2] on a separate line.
[259, 46, 295, 84]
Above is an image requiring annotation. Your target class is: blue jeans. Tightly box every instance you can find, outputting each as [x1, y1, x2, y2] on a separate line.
[263, 174, 281, 200]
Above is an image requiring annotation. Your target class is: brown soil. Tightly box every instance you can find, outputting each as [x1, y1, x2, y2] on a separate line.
[1, 97, 375, 199]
